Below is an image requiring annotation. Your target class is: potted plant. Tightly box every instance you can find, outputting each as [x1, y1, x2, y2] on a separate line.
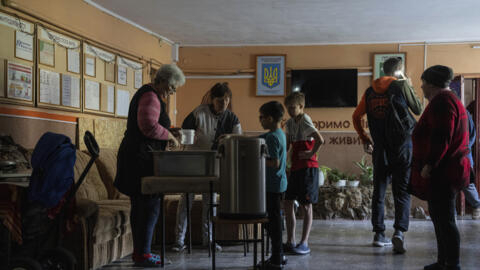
[355, 155, 373, 185]
[347, 173, 360, 187]
[328, 169, 346, 187]
[327, 168, 340, 186]
[337, 172, 347, 187]
[319, 165, 331, 187]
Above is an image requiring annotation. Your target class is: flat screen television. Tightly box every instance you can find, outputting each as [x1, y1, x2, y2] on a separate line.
[291, 69, 358, 107]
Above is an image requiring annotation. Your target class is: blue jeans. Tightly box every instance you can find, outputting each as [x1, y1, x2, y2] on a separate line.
[371, 144, 411, 232]
[130, 195, 161, 254]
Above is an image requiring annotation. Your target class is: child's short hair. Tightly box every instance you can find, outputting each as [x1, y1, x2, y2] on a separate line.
[284, 92, 305, 106]
[260, 101, 284, 122]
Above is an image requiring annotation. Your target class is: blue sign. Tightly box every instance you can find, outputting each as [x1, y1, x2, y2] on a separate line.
[262, 63, 280, 89]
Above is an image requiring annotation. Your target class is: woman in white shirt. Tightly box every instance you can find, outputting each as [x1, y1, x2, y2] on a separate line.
[173, 82, 242, 252]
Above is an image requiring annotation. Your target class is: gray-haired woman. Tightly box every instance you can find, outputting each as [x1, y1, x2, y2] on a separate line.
[114, 64, 185, 267]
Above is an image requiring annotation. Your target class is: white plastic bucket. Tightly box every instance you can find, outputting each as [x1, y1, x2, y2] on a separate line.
[180, 129, 195, 145]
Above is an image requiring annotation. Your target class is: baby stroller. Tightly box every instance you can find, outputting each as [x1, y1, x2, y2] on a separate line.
[4, 131, 99, 270]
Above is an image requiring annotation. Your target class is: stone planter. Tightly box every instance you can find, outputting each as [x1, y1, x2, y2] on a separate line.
[313, 185, 394, 220]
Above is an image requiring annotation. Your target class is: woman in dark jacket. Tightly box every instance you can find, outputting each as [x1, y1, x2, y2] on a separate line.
[114, 64, 185, 267]
[411, 65, 469, 270]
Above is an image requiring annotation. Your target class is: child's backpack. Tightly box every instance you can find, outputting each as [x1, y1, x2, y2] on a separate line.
[28, 132, 76, 208]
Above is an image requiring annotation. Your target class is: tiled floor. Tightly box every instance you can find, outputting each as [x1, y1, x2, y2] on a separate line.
[102, 218, 480, 270]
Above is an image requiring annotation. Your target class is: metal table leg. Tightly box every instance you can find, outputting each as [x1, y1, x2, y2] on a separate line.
[211, 181, 215, 270]
[243, 224, 247, 256]
[261, 223, 265, 269]
[254, 223, 257, 268]
[160, 194, 165, 267]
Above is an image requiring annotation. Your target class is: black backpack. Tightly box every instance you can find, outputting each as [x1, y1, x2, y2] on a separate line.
[384, 81, 417, 149]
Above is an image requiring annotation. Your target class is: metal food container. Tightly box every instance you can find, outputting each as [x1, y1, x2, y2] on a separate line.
[152, 150, 218, 177]
[218, 135, 267, 219]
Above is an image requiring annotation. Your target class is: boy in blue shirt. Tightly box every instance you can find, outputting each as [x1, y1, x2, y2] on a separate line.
[259, 101, 288, 269]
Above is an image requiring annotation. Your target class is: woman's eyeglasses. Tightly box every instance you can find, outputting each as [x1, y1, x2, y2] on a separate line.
[168, 84, 176, 94]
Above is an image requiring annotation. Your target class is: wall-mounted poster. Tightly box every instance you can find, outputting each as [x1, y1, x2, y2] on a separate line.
[7, 61, 32, 101]
[61, 74, 80, 108]
[85, 55, 96, 77]
[373, 52, 406, 79]
[39, 40, 55, 67]
[39, 69, 60, 105]
[84, 79, 100, 110]
[15, 31, 33, 61]
[117, 65, 127, 85]
[134, 70, 142, 89]
[67, 48, 80, 74]
[100, 84, 115, 113]
[107, 85, 114, 113]
[256, 55, 286, 96]
[116, 89, 130, 117]
[105, 61, 115, 82]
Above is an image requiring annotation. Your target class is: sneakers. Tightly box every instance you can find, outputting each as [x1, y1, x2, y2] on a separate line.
[171, 243, 186, 252]
[392, 230, 406, 254]
[133, 253, 161, 267]
[291, 243, 310, 255]
[473, 208, 480, 220]
[372, 232, 392, 247]
[282, 242, 295, 254]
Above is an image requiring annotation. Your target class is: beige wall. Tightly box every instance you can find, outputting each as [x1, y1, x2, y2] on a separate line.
[177, 44, 428, 132]
[177, 43, 480, 132]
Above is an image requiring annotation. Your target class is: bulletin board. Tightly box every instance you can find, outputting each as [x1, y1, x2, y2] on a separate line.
[0, 9, 152, 120]
[0, 11, 35, 106]
[36, 24, 82, 111]
[115, 56, 144, 118]
[83, 42, 116, 116]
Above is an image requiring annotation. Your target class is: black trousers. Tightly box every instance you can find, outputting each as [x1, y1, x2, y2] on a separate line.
[266, 192, 283, 263]
[371, 145, 411, 232]
[428, 185, 460, 267]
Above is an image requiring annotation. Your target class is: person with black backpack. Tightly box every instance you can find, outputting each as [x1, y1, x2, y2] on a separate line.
[352, 57, 423, 254]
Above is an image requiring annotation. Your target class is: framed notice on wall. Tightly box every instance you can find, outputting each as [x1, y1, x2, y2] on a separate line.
[67, 48, 80, 74]
[61, 74, 80, 108]
[15, 31, 33, 61]
[84, 79, 100, 111]
[116, 89, 130, 117]
[373, 52, 406, 79]
[134, 70, 142, 89]
[6, 61, 33, 101]
[85, 55, 96, 77]
[117, 65, 127, 85]
[256, 55, 286, 96]
[105, 61, 115, 82]
[39, 69, 60, 105]
[39, 40, 55, 67]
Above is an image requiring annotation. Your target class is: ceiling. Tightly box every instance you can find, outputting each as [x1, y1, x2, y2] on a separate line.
[86, 0, 480, 46]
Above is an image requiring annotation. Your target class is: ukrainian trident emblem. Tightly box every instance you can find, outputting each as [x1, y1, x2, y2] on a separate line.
[262, 64, 280, 89]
